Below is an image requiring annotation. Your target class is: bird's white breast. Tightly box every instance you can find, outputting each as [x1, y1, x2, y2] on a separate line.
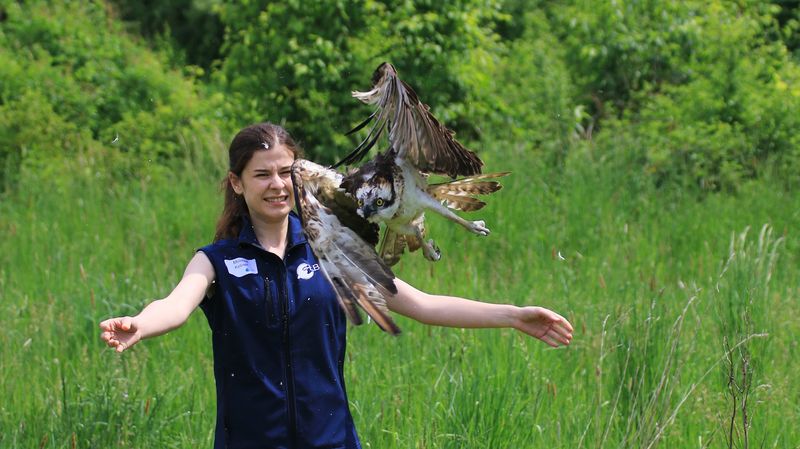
[385, 158, 428, 225]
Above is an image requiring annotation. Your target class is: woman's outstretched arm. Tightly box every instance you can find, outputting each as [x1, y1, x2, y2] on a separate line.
[99, 252, 215, 352]
[387, 279, 573, 347]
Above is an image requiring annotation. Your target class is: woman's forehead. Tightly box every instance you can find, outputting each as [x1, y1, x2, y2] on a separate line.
[245, 145, 294, 169]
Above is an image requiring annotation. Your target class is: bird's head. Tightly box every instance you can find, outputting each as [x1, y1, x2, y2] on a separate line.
[352, 175, 398, 222]
[341, 152, 399, 223]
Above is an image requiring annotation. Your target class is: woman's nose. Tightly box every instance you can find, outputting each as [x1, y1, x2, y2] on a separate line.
[266, 173, 287, 188]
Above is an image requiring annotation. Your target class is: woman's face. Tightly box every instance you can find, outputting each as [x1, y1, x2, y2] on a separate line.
[230, 144, 295, 225]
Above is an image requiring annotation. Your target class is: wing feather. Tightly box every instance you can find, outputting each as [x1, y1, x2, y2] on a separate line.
[334, 62, 483, 178]
[292, 159, 401, 335]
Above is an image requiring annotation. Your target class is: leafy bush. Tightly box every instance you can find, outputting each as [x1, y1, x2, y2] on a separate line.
[592, 3, 800, 191]
[215, 0, 505, 162]
[543, 0, 703, 117]
[466, 9, 578, 169]
[487, 0, 794, 191]
[109, 0, 224, 71]
[2, 0, 798, 194]
[0, 0, 228, 190]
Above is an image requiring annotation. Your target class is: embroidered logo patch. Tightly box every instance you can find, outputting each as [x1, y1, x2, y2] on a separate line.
[296, 263, 320, 280]
[224, 258, 258, 278]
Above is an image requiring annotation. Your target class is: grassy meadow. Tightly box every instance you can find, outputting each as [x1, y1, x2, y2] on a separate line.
[1, 147, 798, 448]
[4, 1, 800, 447]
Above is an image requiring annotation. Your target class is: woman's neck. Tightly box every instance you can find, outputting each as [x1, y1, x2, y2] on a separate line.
[251, 215, 289, 257]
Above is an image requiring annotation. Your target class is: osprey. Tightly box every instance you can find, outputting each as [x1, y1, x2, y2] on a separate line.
[289, 62, 508, 334]
[334, 62, 509, 265]
[291, 157, 505, 335]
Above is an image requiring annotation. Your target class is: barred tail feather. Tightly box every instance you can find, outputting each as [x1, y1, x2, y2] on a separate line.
[293, 159, 400, 334]
[438, 194, 487, 212]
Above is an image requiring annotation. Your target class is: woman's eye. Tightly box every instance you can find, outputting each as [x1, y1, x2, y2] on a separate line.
[376, 198, 384, 206]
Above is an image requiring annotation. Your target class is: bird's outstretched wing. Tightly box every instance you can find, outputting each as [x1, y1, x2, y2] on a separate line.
[333, 62, 483, 178]
[291, 159, 401, 335]
[377, 172, 510, 266]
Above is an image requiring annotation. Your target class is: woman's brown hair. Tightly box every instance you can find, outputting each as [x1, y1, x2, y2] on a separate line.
[214, 122, 303, 241]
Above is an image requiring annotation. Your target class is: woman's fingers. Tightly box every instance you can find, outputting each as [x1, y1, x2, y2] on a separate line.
[99, 317, 134, 333]
[534, 307, 574, 336]
[549, 319, 573, 341]
[547, 312, 573, 333]
[554, 322, 573, 339]
[558, 317, 574, 333]
[546, 328, 571, 346]
[540, 333, 561, 348]
[101, 333, 121, 348]
[99, 319, 114, 332]
[118, 317, 133, 331]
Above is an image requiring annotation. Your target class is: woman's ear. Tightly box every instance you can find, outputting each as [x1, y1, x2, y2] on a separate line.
[229, 171, 244, 195]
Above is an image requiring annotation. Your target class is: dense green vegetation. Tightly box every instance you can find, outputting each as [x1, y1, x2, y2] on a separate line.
[2, 0, 799, 447]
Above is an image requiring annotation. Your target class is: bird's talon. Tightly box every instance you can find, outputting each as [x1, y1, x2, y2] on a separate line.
[423, 239, 441, 261]
[471, 220, 490, 236]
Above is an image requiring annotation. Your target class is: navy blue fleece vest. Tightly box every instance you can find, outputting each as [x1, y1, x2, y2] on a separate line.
[199, 213, 361, 449]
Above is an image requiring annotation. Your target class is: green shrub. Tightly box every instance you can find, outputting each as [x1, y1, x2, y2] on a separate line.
[534, 0, 800, 191]
[3, 0, 799, 194]
[109, 0, 224, 71]
[215, 0, 505, 163]
[0, 0, 229, 191]
[467, 9, 578, 169]
[595, 3, 800, 191]
[544, 0, 703, 117]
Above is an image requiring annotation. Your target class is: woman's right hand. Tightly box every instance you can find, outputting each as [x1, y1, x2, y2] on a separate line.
[98, 252, 215, 353]
[100, 317, 142, 353]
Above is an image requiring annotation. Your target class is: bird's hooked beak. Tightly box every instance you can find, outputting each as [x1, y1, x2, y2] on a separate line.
[359, 204, 377, 220]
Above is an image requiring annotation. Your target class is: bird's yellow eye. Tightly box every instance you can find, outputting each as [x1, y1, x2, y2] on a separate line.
[376, 198, 384, 207]
[357, 199, 363, 207]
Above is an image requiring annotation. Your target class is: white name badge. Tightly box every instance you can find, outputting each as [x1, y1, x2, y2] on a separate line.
[224, 258, 258, 278]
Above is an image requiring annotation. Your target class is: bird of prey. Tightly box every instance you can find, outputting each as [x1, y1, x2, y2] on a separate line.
[334, 62, 509, 265]
[291, 157, 505, 334]
[289, 62, 507, 334]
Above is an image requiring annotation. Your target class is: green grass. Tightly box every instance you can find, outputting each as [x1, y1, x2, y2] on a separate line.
[1, 152, 798, 448]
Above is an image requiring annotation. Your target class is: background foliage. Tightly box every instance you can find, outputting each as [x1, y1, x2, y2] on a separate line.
[3, 0, 798, 190]
[2, 0, 799, 448]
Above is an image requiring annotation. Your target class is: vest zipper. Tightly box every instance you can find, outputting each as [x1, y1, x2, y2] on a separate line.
[264, 274, 277, 325]
[279, 261, 298, 449]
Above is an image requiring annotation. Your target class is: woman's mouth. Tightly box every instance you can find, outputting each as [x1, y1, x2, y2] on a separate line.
[265, 195, 289, 203]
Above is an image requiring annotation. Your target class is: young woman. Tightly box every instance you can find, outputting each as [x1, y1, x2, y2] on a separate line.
[100, 122, 574, 449]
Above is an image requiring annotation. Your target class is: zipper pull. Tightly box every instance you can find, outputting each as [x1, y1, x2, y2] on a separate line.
[264, 275, 275, 323]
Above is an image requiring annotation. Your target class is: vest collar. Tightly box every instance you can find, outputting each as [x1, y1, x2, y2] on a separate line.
[237, 212, 307, 251]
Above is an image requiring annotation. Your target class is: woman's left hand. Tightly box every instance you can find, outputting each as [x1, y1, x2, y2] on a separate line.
[513, 306, 574, 347]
